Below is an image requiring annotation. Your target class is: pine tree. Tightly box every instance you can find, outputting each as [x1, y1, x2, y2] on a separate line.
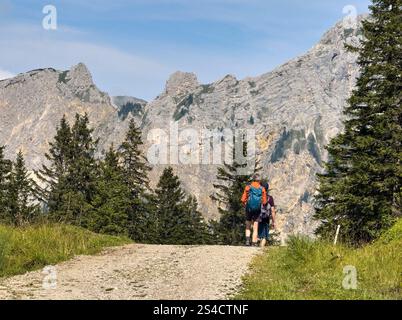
[315, 1, 402, 244]
[154, 167, 212, 244]
[181, 196, 213, 245]
[0, 146, 12, 221]
[210, 162, 255, 245]
[62, 113, 98, 225]
[36, 115, 73, 215]
[7, 151, 39, 226]
[85, 145, 131, 236]
[37, 114, 98, 225]
[154, 167, 186, 244]
[129, 191, 160, 243]
[120, 119, 151, 195]
[119, 119, 154, 242]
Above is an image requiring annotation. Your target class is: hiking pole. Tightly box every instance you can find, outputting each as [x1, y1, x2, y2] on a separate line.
[333, 225, 341, 245]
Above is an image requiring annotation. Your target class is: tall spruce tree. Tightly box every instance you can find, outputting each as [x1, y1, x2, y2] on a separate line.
[7, 151, 39, 226]
[315, 1, 402, 244]
[64, 113, 98, 225]
[0, 146, 12, 221]
[181, 196, 213, 245]
[36, 114, 98, 225]
[154, 167, 212, 245]
[36, 115, 73, 216]
[131, 192, 160, 243]
[86, 145, 131, 236]
[154, 167, 186, 244]
[120, 119, 151, 194]
[119, 119, 155, 242]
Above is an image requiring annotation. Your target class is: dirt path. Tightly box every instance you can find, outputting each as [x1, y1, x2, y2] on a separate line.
[0, 244, 260, 300]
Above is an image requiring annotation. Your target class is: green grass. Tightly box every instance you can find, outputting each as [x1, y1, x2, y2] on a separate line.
[0, 224, 132, 278]
[236, 220, 402, 300]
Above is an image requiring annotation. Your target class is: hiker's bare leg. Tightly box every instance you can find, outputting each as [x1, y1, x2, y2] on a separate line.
[252, 221, 259, 244]
[245, 221, 252, 238]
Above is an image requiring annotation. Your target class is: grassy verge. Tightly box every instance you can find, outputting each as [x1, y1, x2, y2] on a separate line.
[0, 224, 132, 278]
[236, 220, 402, 300]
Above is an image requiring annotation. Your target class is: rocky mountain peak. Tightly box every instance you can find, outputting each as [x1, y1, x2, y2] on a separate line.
[165, 71, 199, 96]
[317, 14, 367, 49]
[56, 63, 109, 104]
[64, 63, 94, 89]
[215, 74, 239, 89]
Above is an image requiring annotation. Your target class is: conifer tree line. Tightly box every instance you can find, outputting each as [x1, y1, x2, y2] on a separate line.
[0, 115, 213, 245]
[0, 148, 40, 226]
[0, 114, 264, 245]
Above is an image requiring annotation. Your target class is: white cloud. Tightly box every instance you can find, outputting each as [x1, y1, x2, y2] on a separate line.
[0, 22, 284, 100]
[0, 22, 298, 100]
[0, 69, 14, 80]
[0, 21, 310, 100]
[0, 23, 173, 100]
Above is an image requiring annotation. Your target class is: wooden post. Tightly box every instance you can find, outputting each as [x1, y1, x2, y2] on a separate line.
[334, 225, 341, 245]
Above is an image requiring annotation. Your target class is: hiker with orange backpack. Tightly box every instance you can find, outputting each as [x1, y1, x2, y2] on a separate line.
[241, 174, 267, 247]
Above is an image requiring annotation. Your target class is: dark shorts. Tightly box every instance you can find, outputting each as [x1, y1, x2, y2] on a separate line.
[246, 208, 261, 222]
[258, 221, 270, 240]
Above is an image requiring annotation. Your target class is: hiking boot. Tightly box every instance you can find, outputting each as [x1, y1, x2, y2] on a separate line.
[245, 237, 251, 246]
[252, 242, 259, 247]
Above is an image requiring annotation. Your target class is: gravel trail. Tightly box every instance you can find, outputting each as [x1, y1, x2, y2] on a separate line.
[0, 244, 260, 300]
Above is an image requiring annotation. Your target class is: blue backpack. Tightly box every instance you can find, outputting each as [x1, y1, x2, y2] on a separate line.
[246, 185, 263, 213]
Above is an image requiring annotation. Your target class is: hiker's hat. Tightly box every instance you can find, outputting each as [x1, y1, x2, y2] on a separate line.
[262, 181, 269, 191]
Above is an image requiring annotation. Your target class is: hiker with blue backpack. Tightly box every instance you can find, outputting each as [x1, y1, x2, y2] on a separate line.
[258, 181, 276, 247]
[241, 174, 267, 247]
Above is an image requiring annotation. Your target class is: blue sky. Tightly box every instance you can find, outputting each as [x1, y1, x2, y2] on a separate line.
[0, 0, 371, 100]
